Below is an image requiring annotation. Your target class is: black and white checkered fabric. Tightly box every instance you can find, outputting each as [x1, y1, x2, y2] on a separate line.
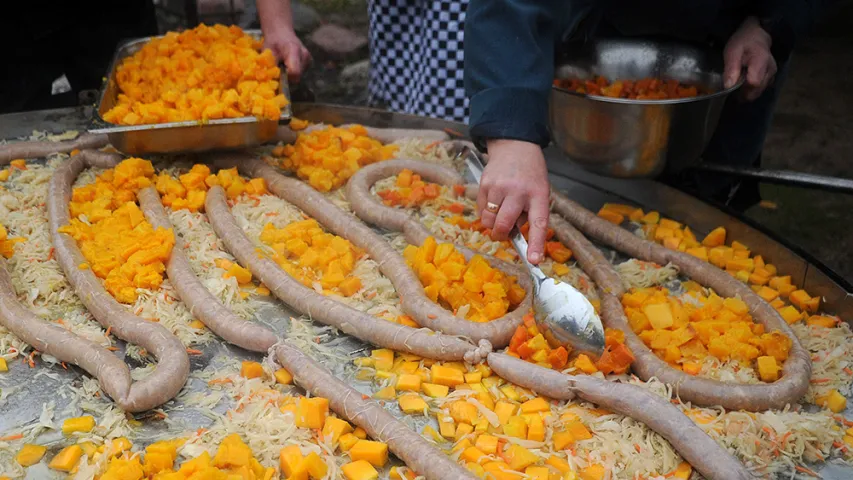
[368, 0, 469, 123]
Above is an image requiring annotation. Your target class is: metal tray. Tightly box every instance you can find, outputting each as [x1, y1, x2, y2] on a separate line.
[0, 104, 850, 480]
[89, 30, 292, 155]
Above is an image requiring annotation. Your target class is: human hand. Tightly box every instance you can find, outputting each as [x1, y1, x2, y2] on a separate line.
[478, 139, 551, 264]
[723, 16, 777, 101]
[263, 26, 312, 84]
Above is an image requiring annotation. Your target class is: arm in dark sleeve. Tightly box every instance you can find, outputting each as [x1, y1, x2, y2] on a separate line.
[757, 0, 834, 60]
[465, 0, 586, 148]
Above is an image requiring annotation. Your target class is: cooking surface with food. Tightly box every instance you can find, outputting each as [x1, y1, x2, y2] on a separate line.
[0, 114, 850, 480]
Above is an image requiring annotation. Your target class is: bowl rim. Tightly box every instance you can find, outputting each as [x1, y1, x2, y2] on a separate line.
[551, 76, 744, 105]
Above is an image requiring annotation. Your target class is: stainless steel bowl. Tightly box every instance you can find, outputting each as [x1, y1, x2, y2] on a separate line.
[550, 38, 742, 178]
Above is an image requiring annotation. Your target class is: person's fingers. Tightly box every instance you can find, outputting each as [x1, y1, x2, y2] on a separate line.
[744, 51, 776, 101]
[476, 178, 489, 215]
[745, 52, 767, 88]
[525, 192, 551, 265]
[491, 195, 525, 241]
[480, 187, 505, 229]
[285, 48, 304, 83]
[723, 43, 745, 89]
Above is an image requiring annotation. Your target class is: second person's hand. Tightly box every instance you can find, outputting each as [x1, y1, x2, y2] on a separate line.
[257, 0, 312, 83]
[478, 139, 551, 265]
[264, 27, 312, 84]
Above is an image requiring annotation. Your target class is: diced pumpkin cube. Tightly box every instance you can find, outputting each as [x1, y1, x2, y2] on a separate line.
[702, 227, 726, 247]
[756, 356, 781, 382]
[62, 416, 95, 435]
[777, 305, 803, 324]
[322, 417, 353, 445]
[16, 444, 47, 467]
[527, 414, 545, 442]
[503, 417, 528, 439]
[573, 354, 598, 374]
[396, 374, 422, 392]
[398, 394, 427, 414]
[274, 368, 293, 385]
[341, 460, 379, 480]
[339, 433, 359, 452]
[48, 445, 83, 472]
[296, 397, 329, 429]
[643, 302, 674, 329]
[240, 361, 264, 379]
[520, 397, 550, 414]
[421, 383, 449, 398]
[756, 286, 780, 303]
[579, 464, 606, 480]
[374, 386, 396, 400]
[371, 349, 394, 371]
[349, 440, 389, 467]
[430, 364, 465, 386]
[461, 446, 488, 464]
[455, 422, 475, 440]
[597, 210, 624, 225]
[449, 400, 479, 424]
[494, 401, 517, 425]
[789, 290, 811, 310]
[505, 445, 539, 471]
[807, 315, 836, 328]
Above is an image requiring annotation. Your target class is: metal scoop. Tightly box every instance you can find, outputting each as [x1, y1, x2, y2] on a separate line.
[464, 149, 605, 355]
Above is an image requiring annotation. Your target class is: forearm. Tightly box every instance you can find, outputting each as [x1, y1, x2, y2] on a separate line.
[465, 0, 580, 148]
[257, 0, 295, 32]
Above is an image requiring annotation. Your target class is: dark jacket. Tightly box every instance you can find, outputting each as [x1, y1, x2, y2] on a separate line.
[464, 0, 827, 149]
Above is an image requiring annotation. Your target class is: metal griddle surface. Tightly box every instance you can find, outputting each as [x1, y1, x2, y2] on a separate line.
[0, 104, 850, 480]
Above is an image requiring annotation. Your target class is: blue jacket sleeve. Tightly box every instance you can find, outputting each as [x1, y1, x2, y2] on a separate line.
[465, 0, 578, 149]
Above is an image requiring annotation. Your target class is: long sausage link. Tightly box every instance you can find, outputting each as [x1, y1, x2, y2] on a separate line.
[213, 154, 526, 349]
[48, 150, 190, 411]
[273, 342, 478, 480]
[487, 353, 755, 480]
[137, 187, 279, 352]
[0, 133, 108, 164]
[204, 185, 484, 361]
[550, 192, 810, 411]
[344, 158, 533, 347]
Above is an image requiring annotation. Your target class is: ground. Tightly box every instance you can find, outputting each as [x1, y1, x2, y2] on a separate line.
[163, 0, 853, 282]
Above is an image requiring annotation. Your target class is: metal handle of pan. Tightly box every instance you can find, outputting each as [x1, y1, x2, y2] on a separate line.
[689, 163, 853, 195]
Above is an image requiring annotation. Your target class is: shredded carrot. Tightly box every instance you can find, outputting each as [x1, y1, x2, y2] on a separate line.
[0, 433, 23, 441]
[835, 416, 853, 427]
[47, 248, 55, 260]
[844, 367, 853, 376]
[423, 140, 441, 151]
[810, 378, 830, 384]
[27, 352, 36, 368]
[443, 127, 464, 138]
[208, 378, 234, 385]
[155, 412, 168, 419]
[186, 348, 203, 355]
[361, 394, 369, 400]
[428, 314, 437, 319]
[105, 326, 112, 338]
[366, 291, 377, 299]
[61, 362, 68, 370]
[106, 347, 118, 351]
[795, 465, 822, 478]
[634, 443, 641, 453]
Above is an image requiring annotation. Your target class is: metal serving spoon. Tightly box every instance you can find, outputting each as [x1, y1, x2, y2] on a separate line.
[464, 149, 605, 355]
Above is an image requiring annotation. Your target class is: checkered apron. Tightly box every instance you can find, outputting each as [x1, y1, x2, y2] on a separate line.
[367, 0, 469, 123]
